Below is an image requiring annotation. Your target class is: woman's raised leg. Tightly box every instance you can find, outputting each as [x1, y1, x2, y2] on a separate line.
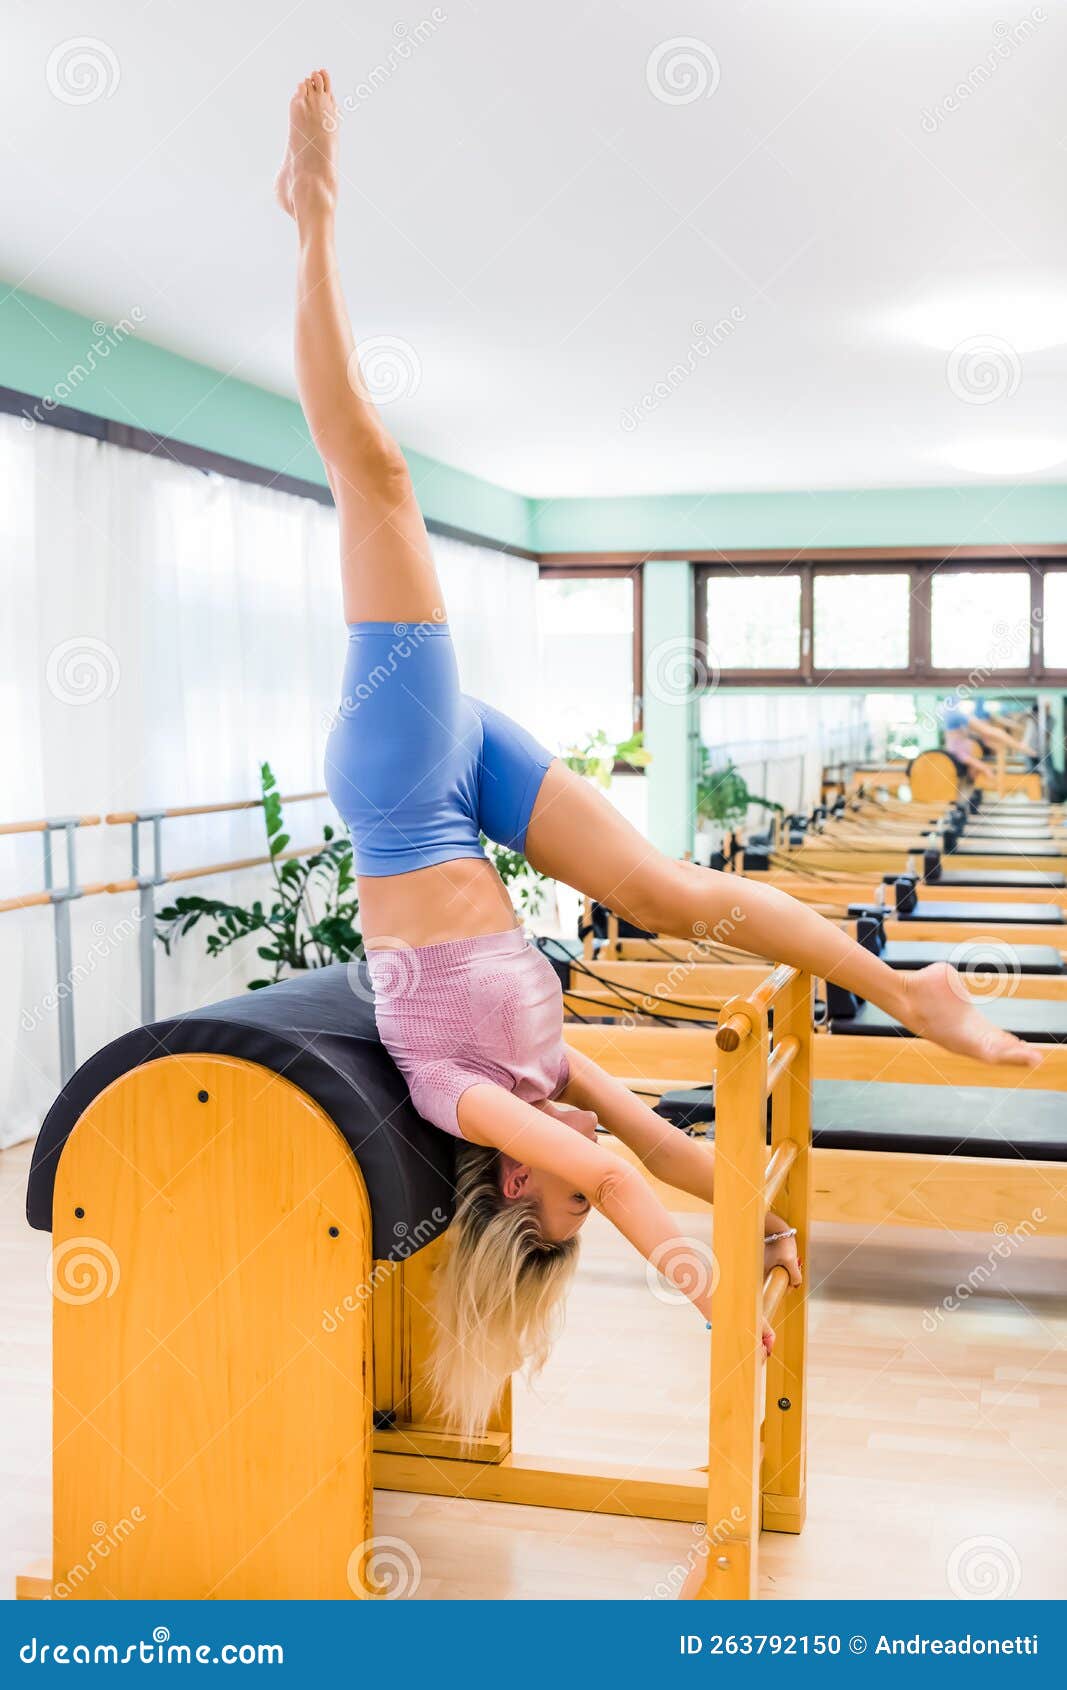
[279, 70, 443, 626]
[525, 761, 1041, 1069]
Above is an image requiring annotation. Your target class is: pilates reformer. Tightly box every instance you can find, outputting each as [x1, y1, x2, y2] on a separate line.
[573, 898, 1067, 1029]
[564, 1008, 1067, 1239]
[23, 959, 812, 1602]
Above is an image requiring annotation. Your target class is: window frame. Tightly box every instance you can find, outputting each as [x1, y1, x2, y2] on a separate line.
[692, 551, 1067, 688]
[923, 559, 1038, 684]
[536, 560, 645, 743]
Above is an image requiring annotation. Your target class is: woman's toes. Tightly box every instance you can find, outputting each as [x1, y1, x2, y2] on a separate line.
[321, 67, 332, 92]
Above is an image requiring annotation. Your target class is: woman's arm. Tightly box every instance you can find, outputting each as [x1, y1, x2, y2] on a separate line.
[560, 1045, 716, 1200]
[457, 1081, 719, 1320]
[559, 1048, 798, 1264]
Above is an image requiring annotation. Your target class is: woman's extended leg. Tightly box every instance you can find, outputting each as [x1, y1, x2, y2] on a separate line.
[278, 70, 443, 625]
[525, 761, 1041, 1068]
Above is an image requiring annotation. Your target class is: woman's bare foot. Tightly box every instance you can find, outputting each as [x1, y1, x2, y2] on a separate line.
[898, 962, 1042, 1069]
[275, 69, 339, 221]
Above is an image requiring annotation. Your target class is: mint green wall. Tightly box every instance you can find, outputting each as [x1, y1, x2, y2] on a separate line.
[8, 286, 1067, 557]
[0, 286, 534, 552]
[5, 286, 1064, 809]
[532, 485, 1067, 553]
[642, 561, 695, 856]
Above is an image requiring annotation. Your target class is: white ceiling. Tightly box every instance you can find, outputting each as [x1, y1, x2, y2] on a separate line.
[5, 0, 1067, 498]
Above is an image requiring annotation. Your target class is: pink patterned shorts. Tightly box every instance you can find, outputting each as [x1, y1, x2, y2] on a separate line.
[366, 926, 578, 1138]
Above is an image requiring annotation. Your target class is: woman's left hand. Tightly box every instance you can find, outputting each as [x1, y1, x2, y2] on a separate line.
[764, 1229, 803, 1289]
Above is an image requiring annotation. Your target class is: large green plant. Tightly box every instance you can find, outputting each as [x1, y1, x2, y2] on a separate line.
[156, 763, 552, 986]
[158, 721, 646, 987]
[156, 763, 362, 989]
[695, 755, 782, 828]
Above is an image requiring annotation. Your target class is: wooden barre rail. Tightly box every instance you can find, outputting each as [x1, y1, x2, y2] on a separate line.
[0, 815, 101, 836]
[715, 964, 798, 1051]
[0, 880, 114, 916]
[104, 790, 328, 825]
[104, 841, 325, 895]
[765, 1035, 799, 1096]
[762, 1264, 791, 1328]
[763, 1139, 798, 1211]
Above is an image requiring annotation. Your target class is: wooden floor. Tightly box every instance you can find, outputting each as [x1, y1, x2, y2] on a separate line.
[3, 1138, 1065, 1601]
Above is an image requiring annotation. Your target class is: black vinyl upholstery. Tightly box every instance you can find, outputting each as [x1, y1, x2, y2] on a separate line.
[829, 998, 1067, 1044]
[894, 901, 1064, 926]
[951, 841, 1062, 858]
[883, 870, 1066, 889]
[654, 1080, 1067, 1159]
[883, 941, 1064, 975]
[26, 964, 456, 1260]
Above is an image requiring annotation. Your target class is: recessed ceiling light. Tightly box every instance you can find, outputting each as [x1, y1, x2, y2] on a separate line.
[895, 290, 1067, 355]
[939, 438, 1067, 476]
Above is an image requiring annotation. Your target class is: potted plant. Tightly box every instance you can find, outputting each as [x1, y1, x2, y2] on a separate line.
[156, 763, 363, 987]
[694, 754, 782, 863]
[156, 763, 554, 987]
[561, 728, 651, 788]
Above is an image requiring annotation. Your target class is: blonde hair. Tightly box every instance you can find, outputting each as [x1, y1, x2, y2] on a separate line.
[430, 1142, 580, 1445]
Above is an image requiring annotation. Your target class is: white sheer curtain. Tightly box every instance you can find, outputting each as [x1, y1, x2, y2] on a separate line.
[0, 413, 538, 1147]
[699, 691, 872, 823]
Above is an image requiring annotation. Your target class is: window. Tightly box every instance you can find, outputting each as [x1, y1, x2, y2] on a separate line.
[930, 570, 1031, 670]
[705, 573, 801, 670]
[813, 572, 909, 670]
[1043, 572, 1067, 669]
[536, 570, 639, 752]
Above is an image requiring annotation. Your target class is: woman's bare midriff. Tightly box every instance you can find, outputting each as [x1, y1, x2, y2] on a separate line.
[358, 856, 519, 950]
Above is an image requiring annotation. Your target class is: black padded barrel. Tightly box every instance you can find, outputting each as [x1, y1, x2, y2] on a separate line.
[26, 964, 456, 1260]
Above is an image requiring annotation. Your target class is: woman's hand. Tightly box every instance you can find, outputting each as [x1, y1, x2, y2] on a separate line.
[762, 1224, 803, 1355]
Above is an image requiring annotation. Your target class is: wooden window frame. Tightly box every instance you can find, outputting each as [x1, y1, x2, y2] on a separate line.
[691, 549, 1067, 689]
[536, 561, 644, 745]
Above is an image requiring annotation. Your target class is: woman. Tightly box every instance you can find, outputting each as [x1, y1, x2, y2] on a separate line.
[941, 706, 988, 782]
[278, 71, 1040, 1437]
